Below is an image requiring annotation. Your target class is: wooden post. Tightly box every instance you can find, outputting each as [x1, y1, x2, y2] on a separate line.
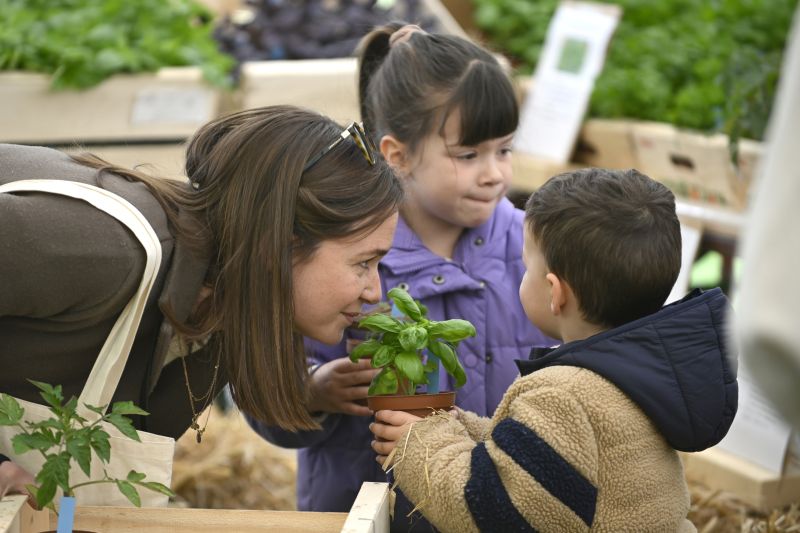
[341, 482, 391, 533]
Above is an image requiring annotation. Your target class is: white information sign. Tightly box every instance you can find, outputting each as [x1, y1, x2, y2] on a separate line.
[717, 365, 794, 473]
[515, 2, 621, 163]
[131, 87, 214, 125]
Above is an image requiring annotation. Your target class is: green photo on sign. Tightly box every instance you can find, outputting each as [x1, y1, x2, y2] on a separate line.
[557, 37, 588, 74]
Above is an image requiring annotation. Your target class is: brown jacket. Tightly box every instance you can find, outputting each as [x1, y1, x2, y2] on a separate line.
[0, 143, 220, 439]
[389, 367, 696, 532]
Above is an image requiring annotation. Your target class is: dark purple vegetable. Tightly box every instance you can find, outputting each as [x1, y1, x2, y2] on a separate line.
[214, 0, 443, 72]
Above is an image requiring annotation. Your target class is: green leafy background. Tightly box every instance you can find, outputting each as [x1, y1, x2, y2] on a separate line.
[0, 0, 234, 89]
[474, 0, 798, 141]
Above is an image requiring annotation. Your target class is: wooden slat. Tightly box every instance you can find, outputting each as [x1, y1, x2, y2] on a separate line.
[52, 507, 347, 533]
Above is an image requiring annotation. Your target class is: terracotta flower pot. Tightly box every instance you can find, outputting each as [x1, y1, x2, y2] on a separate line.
[367, 391, 456, 418]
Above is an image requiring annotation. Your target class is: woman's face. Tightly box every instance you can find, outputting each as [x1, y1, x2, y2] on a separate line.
[293, 213, 398, 344]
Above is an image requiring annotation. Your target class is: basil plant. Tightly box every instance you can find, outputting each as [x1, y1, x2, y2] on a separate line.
[349, 287, 475, 395]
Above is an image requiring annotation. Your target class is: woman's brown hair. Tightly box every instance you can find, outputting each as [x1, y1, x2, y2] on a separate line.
[74, 105, 403, 430]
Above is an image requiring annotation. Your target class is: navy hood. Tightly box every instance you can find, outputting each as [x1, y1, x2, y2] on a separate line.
[517, 288, 738, 452]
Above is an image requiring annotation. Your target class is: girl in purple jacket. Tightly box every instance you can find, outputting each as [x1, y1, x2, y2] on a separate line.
[250, 23, 554, 530]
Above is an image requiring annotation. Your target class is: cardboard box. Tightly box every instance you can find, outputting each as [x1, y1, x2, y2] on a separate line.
[631, 122, 757, 211]
[0, 67, 222, 145]
[572, 119, 638, 169]
[681, 447, 800, 512]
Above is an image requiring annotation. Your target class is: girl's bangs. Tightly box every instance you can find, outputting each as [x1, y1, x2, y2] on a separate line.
[443, 63, 519, 147]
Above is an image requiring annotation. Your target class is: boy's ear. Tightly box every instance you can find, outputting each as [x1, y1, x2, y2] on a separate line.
[379, 135, 409, 173]
[546, 273, 567, 315]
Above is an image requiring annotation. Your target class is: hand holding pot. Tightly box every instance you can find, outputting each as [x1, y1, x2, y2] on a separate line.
[0, 459, 37, 508]
[370, 409, 422, 465]
[307, 357, 379, 417]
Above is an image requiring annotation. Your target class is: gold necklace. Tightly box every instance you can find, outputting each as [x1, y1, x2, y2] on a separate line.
[181, 350, 221, 443]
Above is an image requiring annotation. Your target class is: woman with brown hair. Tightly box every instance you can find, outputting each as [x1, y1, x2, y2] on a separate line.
[0, 105, 403, 499]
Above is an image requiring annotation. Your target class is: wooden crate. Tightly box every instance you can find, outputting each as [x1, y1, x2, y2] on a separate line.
[1, 482, 390, 533]
[0, 67, 222, 145]
[681, 448, 800, 512]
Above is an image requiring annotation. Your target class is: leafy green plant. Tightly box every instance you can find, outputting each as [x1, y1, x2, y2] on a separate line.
[348, 288, 475, 396]
[0, 381, 175, 510]
[0, 0, 234, 89]
[473, 0, 798, 142]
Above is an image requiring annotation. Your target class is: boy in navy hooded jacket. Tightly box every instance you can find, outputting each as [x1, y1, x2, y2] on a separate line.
[371, 168, 738, 532]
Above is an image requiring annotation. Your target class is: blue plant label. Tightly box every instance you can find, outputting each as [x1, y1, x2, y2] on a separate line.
[56, 496, 76, 533]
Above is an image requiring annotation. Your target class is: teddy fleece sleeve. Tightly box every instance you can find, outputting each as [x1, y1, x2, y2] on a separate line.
[392, 385, 600, 533]
[455, 408, 492, 441]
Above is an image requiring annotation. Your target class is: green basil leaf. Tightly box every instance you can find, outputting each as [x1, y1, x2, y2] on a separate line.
[348, 338, 382, 362]
[358, 314, 403, 334]
[369, 368, 398, 395]
[427, 319, 477, 342]
[371, 345, 395, 368]
[394, 351, 425, 384]
[388, 287, 423, 321]
[398, 325, 428, 352]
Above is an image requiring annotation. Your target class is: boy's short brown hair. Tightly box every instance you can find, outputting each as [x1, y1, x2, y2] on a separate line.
[525, 168, 681, 328]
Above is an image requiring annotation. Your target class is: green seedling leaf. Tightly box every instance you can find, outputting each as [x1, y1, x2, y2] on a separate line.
[89, 427, 111, 463]
[84, 404, 107, 416]
[37, 452, 71, 493]
[388, 287, 423, 321]
[138, 481, 176, 498]
[28, 380, 64, 412]
[62, 396, 78, 417]
[116, 480, 141, 507]
[34, 478, 57, 510]
[427, 319, 477, 342]
[111, 401, 149, 417]
[0, 393, 24, 425]
[399, 325, 428, 352]
[369, 368, 398, 395]
[423, 359, 438, 373]
[105, 413, 141, 442]
[348, 338, 382, 362]
[358, 314, 403, 334]
[66, 433, 92, 477]
[12, 432, 53, 454]
[126, 470, 147, 483]
[394, 351, 425, 384]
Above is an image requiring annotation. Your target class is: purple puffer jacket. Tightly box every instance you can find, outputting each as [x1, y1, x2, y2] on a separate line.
[248, 198, 555, 514]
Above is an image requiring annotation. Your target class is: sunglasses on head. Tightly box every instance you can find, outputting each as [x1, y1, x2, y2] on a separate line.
[303, 121, 377, 172]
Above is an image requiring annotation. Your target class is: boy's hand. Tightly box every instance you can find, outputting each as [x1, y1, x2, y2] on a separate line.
[307, 357, 379, 417]
[370, 410, 422, 465]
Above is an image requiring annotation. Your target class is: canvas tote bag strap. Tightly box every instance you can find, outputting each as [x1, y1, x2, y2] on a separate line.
[0, 179, 162, 420]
